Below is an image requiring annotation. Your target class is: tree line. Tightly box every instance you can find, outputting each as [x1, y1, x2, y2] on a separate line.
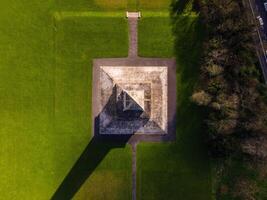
[191, 0, 267, 158]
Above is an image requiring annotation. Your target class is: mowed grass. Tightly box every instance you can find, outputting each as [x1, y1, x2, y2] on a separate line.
[54, 16, 128, 138]
[56, 0, 136, 11]
[56, 0, 171, 11]
[73, 147, 132, 200]
[0, 1, 57, 199]
[138, 0, 172, 11]
[54, 16, 131, 199]
[0, 1, 131, 199]
[0, 0, 212, 200]
[138, 13, 174, 57]
[137, 7, 212, 200]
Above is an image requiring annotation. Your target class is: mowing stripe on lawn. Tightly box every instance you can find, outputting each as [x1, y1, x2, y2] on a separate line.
[141, 11, 199, 18]
[54, 11, 126, 21]
[141, 11, 170, 17]
[53, 11, 179, 21]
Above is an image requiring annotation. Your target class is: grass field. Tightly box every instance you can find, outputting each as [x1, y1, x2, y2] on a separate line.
[137, 7, 212, 200]
[0, 1, 131, 199]
[53, 15, 131, 200]
[56, 0, 172, 11]
[138, 0, 171, 11]
[72, 145, 132, 200]
[138, 13, 174, 57]
[0, 0, 212, 199]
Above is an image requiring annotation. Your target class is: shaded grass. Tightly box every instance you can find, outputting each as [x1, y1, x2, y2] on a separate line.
[137, 5, 212, 200]
[73, 146, 132, 200]
[138, 0, 172, 11]
[137, 142, 211, 200]
[138, 14, 174, 57]
[52, 16, 131, 199]
[0, 0, 213, 200]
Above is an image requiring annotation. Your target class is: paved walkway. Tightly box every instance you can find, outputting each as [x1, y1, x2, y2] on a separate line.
[132, 143, 137, 200]
[128, 17, 138, 58]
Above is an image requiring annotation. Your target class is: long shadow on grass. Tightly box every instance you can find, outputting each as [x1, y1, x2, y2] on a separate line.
[51, 135, 130, 200]
[51, 87, 136, 199]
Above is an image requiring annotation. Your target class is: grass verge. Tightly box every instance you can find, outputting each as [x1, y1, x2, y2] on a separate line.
[136, 5, 212, 200]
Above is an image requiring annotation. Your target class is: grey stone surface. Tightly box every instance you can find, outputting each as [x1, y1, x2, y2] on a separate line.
[91, 13, 177, 141]
[99, 66, 168, 135]
[92, 58, 176, 141]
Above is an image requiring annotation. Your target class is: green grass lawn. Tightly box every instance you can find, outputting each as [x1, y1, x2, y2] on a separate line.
[138, 13, 174, 57]
[0, 1, 131, 199]
[53, 15, 131, 200]
[0, 0, 212, 199]
[56, 0, 130, 11]
[72, 145, 132, 200]
[138, 0, 172, 11]
[136, 5, 212, 200]
[56, 0, 172, 12]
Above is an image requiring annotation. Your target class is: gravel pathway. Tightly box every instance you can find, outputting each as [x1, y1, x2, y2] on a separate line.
[131, 143, 137, 200]
[128, 17, 138, 58]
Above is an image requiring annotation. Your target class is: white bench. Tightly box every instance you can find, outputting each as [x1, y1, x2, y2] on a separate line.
[126, 11, 141, 18]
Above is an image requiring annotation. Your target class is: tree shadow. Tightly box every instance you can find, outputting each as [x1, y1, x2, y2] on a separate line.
[171, 0, 190, 15]
[171, 0, 210, 166]
[171, 0, 200, 15]
[171, 0, 204, 83]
